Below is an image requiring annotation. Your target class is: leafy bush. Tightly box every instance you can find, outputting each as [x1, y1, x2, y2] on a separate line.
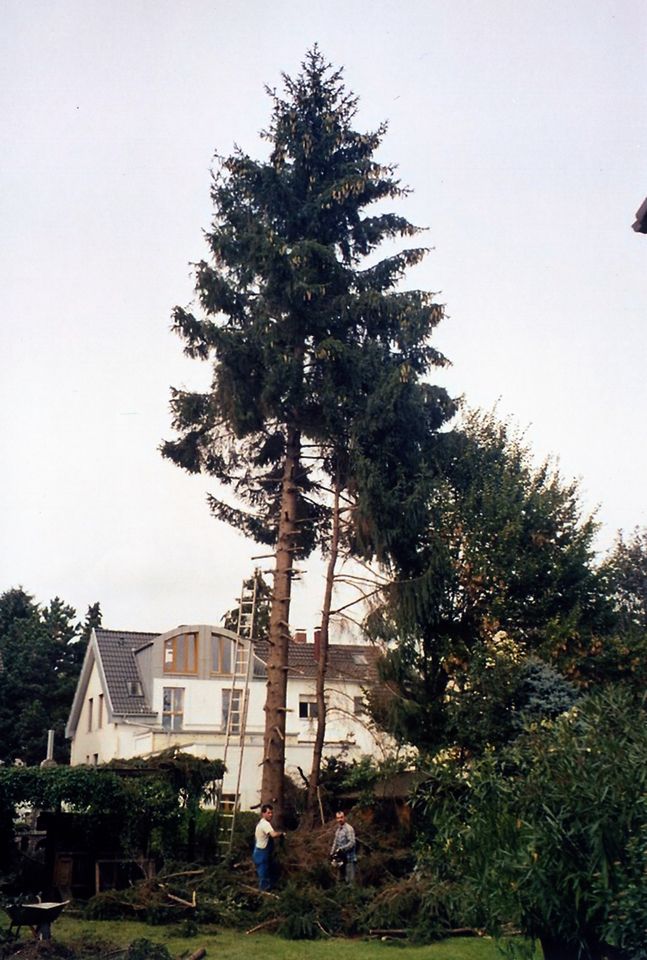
[258, 881, 321, 940]
[417, 688, 647, 959]
[318, 755, 380, 813]
[598, 808, 647, 960]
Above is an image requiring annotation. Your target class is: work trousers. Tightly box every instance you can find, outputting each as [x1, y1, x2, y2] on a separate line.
[252, 844, 273, 891]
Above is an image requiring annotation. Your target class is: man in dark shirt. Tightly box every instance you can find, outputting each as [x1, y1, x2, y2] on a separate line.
[330, 810, 357, 883]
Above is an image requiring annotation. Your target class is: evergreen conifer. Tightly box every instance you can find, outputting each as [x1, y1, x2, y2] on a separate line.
[162, 49, 453, 813]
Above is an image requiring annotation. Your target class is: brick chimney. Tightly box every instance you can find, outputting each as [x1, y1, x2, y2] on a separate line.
[313, 627, 321, 661]
[294, 628, 307, 644]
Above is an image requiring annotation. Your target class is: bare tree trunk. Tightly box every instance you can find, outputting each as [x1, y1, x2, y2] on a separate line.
[261, 425, 301, 823]
[306, 467, 341, 818]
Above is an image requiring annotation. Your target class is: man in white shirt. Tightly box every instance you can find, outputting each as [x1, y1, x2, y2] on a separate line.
[252, 803, 284, 891]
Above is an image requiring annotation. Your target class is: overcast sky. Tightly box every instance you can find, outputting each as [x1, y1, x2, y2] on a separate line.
[2, 0, 646, 634]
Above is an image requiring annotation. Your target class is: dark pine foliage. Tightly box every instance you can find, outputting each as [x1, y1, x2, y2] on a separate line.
[161, 46, 453, 556]
[161, 48, 454, 811]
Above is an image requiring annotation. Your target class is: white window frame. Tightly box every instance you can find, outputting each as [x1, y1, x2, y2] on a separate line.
[162, 687, 184, 731]
[222, 688, 244, 734]
[299, 695, 318, 720]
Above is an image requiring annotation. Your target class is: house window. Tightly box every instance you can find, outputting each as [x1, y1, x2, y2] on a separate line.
[87, 697, 93, 732]
[222, 689, 243, 734]
[211, 634, 234, 674]
[128, 680, 143, 697]
[98, 693, 104, 728]
[162, 687, 184, 731]
[163, 633, 198, 674]
[253, 655, 267, 679]
[299, 696, 318, 719]
[212, 634, 249, 675]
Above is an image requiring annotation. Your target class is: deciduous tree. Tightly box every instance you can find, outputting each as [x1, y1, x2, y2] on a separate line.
[419, 688, 647, 960]
[0, 589, 92, 764]
[603, 526, 647, 630]
[368, 410, 606, 756]
[570, 526, 647, 691]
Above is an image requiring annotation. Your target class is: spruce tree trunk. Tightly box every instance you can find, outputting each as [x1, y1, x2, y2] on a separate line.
[261, 425, 301, 822]
[306, 469, 341, 819]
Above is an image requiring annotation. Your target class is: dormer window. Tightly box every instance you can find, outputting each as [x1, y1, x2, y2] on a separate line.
[211, 634, 233, 674]
[164, 633, 198, 674]
[128, 680, 143, 697]
[211, 633, 250, 675]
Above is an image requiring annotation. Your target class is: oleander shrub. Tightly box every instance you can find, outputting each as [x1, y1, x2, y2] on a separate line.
[417, 688, 647, 960]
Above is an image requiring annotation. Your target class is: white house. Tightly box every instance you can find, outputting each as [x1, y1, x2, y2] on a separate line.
[65, 624, 386, 809]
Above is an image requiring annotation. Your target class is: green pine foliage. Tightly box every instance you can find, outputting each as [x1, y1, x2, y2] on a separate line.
[125, 940, 173, 960]
[221, 569, 271, 637]
[162, 48, 455, 810]
[161, 46, 453, 559]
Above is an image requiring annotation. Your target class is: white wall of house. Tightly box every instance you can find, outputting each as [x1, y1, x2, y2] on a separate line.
[70, 659, 119, 765]
[143, 673, 385, 808]
[286, 677, 378, 753]
[68, 626, 388, 809]
[150, 676, 265, 733]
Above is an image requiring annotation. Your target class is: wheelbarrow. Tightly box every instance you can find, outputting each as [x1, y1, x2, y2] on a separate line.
[4, 900, 70, 940]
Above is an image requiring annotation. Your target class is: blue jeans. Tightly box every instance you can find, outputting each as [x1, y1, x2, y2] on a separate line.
[252, 845, 272, 891]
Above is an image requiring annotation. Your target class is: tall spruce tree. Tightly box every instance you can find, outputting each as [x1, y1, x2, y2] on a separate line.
[162, 49, 453, 815]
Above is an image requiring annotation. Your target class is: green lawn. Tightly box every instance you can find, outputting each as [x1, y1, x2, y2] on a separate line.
[50, 917, 542, 960]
